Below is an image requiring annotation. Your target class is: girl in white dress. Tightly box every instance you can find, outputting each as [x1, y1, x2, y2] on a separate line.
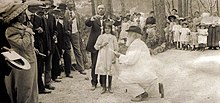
[179, 23, 191, 50]
[172, 20, 182, 49]
[94, 24, 119, 94]
[197, 24, 208, 51]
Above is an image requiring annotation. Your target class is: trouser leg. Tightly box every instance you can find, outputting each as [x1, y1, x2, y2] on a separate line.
[70, 33, 84, 71]
[63, 49, 72, 76]
[45, 53, 53, 86]
[91, 52, 98, 86]
[37, 56, 45, 91]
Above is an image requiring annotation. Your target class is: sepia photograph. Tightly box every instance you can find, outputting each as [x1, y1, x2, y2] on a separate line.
[0, 0, 220, 103]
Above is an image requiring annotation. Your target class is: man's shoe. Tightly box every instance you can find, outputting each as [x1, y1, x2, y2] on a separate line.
[79, 71, 86, 75]
[66, 75, 73, 78]
[91, 85, 96, 91]
[45, 85, 55, 90]
[131, 95, 143, 102]
[141, 92, 148, 98]
[39, 90, 52, 94]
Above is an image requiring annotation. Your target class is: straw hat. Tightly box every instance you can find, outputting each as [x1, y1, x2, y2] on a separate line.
[1, 3, 28, 23]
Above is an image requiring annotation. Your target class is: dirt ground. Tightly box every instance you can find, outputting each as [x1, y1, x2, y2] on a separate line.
[39, 49, 220, 103]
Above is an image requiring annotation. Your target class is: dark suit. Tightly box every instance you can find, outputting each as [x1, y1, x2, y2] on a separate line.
[42, 13, 57, 86]
[31, 14, 46, 92]
[85, 17, 104, 86]
[0, 22, 11, 103]
[57, 18, 72, 76]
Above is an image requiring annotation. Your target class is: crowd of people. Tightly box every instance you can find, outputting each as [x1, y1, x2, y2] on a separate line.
[0, 1, 220, 103]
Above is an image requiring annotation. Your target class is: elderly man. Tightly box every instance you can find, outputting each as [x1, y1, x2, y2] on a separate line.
[115, 26, 164, 102]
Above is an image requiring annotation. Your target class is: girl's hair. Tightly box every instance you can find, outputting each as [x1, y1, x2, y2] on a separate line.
[102, 21, 113, 34]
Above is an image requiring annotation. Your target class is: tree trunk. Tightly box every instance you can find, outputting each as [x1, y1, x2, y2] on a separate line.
[165, 0, 172, 15]
[120, 0, 126, 16]
[91, 0, 96, 15]
[155, 0, 166, 44]
[178, 0, 183, 17]
[103, 0, 113, 18]
[171, 0, 175, 9]
[97, 0, 102, 6]
[189, 0, 193, 17]
[217, 0, 219, 16]
[152, 0, 155, 12]
[183, 0, 187, 17]
[197, 0, 201, 12]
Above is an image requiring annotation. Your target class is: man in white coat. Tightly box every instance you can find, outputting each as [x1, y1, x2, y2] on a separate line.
[115, 26, 164, 102]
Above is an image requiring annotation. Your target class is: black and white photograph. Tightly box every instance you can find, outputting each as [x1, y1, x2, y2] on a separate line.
[0, 0, 220, 103]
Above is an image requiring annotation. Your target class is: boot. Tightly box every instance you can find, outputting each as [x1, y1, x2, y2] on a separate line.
[101, 86, 107, 94]
[159, 83, 164, 98]
[100, 75, 107, 94]
[108, 76, 113, 93]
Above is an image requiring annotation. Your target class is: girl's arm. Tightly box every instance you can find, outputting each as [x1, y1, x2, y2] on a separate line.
[94, 35, 103, 50]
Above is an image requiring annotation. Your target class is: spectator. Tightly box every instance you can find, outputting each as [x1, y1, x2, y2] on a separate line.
[4, 3, 38, 103]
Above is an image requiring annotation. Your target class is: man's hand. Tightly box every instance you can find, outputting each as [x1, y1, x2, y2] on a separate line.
[114, 51, 121, 58]
[36, 27, 43, 33]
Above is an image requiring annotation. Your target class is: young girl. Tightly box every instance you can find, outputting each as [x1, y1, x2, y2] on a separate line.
[164, 22, 172, 49]
[172, 20, 182, 49]
[190, 27, 198, 51]
[179, 23, 191, 50]
[119, 17, 130, 44]
[197, 24, 208, 51]
[94, 24, 119, 94]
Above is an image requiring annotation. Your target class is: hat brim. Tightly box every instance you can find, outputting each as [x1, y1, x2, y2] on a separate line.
[4, 3, 28, 23]
[168, 15, 176, 21]
[125, 30, 142, 35]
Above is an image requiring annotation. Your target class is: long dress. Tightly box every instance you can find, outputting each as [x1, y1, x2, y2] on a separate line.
[94, 33, 119, 76]
[179, 28, 191, 43]
[198, 29, 208, 44]
[207, 16, 220, 47]
[172, 24, 182, 42]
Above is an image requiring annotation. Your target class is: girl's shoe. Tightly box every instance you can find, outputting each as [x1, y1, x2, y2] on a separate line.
[108, 88, 113, 93]
[101, 87, 107, 94]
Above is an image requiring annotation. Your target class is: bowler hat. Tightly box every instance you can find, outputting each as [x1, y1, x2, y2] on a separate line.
[126, 26, 142, 35]
[57, 3, 67, 10]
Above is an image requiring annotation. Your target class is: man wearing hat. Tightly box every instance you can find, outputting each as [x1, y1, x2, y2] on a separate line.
[114, 26, 164, 102]
[39, 3, 57, 90]
[28, 3, 54, 94]
[3, 3, 38, 103]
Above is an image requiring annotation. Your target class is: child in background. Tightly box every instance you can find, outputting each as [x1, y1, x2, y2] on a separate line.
[172, 20, 182, 49]
[190, 27, 198, 51]
[119, 17, 130, 44]
[197, 24, 208, 51]
[179, 22, 191, 50]
[164, 22, 172, 49]
[94, 24, 119, 94]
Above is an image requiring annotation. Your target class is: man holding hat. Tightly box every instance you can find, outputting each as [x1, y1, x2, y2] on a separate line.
[115, 26, 164, 102]
[3, 2, 38, 103]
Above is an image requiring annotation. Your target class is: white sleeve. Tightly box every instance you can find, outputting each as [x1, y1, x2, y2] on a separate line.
[119, 42, 142, 66]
